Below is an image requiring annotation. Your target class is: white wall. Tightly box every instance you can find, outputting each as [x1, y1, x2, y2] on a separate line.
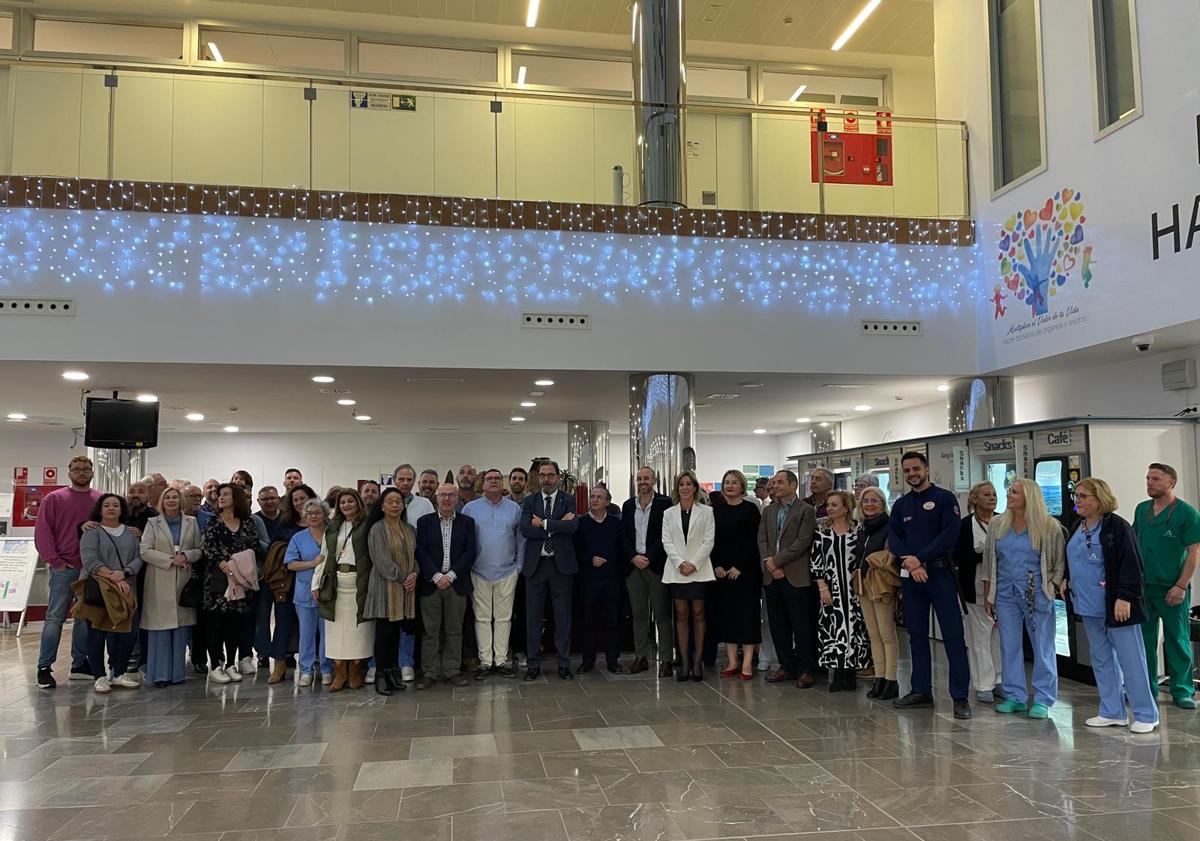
[839, 400, 948, 448]
[934, 0, 1200, 371]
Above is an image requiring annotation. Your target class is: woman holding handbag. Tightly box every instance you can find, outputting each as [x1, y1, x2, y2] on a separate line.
[79, 493, 143, 694]
[199, 483, 260, 685]
[140, 487, 202, 687]
[313, 488, 374, 691]
[855, 487, 900, 700]
[364, 488, 420, 695]
[812, 491, 871, 692]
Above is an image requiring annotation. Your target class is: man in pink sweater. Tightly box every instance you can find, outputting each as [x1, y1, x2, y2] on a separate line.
[35, 455, 102, 689]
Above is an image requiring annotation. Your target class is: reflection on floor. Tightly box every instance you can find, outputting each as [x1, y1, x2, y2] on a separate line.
[3, 628, 1200, 841]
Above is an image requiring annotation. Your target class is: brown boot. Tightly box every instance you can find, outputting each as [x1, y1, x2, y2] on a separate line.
[329, 660, 348, 692]
[348, 660, 366, 690]
[268, 660, 287, 685]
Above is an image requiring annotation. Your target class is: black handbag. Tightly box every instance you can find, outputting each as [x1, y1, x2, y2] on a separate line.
[179, 571, 201, 608]
[82, 575, 105, 608]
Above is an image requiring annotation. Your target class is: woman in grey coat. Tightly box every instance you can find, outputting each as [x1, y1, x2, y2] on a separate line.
[79, 493, 143, 694]
[364, 488, 419, 695]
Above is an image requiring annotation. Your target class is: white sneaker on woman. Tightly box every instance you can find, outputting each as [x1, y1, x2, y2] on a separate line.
[1086, 716, 1127, 728]
[400, 666, 416, 682]
[298, 673, 312, 687]
[239, 657, 256, 675]
[226, 666, 243, 682]
[93, 676, 112, 694]
[321, 672, 333, 685]
[1129, 720, 1159, 734]
[209, 667, 231, 684]
[111, 674, 140, 689]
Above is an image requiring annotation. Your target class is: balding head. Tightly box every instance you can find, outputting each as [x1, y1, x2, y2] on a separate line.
[435, 483, 458, 517]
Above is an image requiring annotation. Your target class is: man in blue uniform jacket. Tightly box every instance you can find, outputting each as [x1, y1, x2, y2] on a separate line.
[888, 451, 972, 720]
[520, 460, 579, 681]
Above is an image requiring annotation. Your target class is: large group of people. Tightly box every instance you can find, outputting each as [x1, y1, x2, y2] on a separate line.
[32, 452, 1199, 732]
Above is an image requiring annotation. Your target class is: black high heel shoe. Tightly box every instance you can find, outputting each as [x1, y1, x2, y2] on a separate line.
[867, 677, 885, 698]
[374, 674, 393, 696]
[691, 659, 704, 682]
[676, 663, 692, 682]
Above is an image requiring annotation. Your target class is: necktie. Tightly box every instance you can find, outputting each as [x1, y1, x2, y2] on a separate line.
[543, 495, 554, 556]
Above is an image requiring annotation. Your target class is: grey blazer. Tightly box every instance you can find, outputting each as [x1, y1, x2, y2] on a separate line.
[757, 499, 818, 587]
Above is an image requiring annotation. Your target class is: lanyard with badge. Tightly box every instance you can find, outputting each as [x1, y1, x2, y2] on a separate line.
[1081, 519, 1104, 591]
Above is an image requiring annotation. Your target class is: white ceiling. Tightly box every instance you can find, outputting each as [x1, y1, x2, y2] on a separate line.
[51, 0, 936, 56]
[0, 361, 951, 436]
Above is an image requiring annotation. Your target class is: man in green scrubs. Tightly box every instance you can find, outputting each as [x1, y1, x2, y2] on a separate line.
[1134, 463, 1200, 709]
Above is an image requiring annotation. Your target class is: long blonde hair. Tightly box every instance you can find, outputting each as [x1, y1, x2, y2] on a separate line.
[990, 478, 1059, 553]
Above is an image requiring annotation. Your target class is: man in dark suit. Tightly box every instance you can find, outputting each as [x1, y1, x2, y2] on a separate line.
[621, 466, 674, 676]
[758, 469, 819, 689]
[520, 460, 578, 680]
[415, 483, 477, 689]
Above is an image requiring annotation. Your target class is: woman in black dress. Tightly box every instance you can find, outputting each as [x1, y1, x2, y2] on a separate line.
[712, 469, 763, 680]
[199, 483, 261, 685]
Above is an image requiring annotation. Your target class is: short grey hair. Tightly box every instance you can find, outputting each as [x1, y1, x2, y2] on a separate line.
[393, 463, 415, 478]
[854, 473, 880, 488]
[301, 498, 331, 519]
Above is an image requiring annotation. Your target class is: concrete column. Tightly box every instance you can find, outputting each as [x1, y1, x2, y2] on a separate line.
[629, 373, 695, 496]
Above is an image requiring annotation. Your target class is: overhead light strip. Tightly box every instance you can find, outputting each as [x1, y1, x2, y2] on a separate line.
[831, 0, 882, 51]
[788, 84, 807, 102]
[526, 0, 540, 28]
[207, 41, 224, 62]
[517, 65, 527, 86]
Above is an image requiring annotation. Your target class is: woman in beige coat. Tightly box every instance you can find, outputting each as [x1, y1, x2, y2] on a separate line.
[140, 487, 202, 687]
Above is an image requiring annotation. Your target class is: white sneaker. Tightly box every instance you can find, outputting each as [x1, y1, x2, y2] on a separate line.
[226, 666, 243, 682]
[93, 676, 112, 694]
[239, 657, 256, 675]
[1086, 716, 1128, 728]
[298, 673, 312, 687]
[366, 667, 376, 682]
[111, 674, 140, 689]
[401, 666, 416, 682]
[321, 672, 333, 685]
[209, 667, 231, 684]
[1130, 720, 1160, 734]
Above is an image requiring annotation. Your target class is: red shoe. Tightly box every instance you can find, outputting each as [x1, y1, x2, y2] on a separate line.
[739, 671, 754, 681]
[720, 667, 739, 678]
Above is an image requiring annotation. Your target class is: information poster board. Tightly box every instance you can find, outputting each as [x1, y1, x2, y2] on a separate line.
[0, 537, 38, 613]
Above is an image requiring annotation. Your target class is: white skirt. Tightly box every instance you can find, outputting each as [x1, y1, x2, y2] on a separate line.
[326, 570, 374, 660]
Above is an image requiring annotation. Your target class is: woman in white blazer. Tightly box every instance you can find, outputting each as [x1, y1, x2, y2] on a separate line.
[140, 487, 202, 687]
[661, 469, 716, 682]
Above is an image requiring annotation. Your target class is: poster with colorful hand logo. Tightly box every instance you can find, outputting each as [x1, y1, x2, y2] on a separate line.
[990, 187, 1095, 347]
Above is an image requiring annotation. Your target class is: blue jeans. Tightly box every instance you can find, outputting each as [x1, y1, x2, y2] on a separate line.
[399, 630, 416, 668]
[996, 586, 1058, 707]
[295, 603, 332, 675]
[85, 621, 134, 678]
[901, 564, 970, 700]
[255, 588, 298, 660]
[38, 566, 90, 671]
[1082, 616, 1159, 724]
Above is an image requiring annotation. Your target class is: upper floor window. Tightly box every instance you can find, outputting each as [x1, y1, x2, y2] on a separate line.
[988, 0, 1046, 191]
[33, 18, 184, 60]
[199, 28, 346, 73]
[1090, 0, 1142, 135]
[761, 70, 885, 108]
[359, 42, 498, 84]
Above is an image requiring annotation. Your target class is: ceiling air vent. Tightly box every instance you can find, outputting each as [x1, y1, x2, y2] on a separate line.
[0, 297, 76, 316]
[318, 387, 353, 395]
[521, 312, 591, 330]
[705, 393, 740, 400]
[860, 319, 923, 335]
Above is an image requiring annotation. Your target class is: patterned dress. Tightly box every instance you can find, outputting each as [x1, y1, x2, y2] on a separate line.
[200, 516, 260, 614]
[811, 525, 870, 670]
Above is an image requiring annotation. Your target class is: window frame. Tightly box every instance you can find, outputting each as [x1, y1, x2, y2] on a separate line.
[684, 58, 754, 104]
[1086, 0, 1143, 140]
[22, 10, 189, 66]
[755, 62, 891, 111]
[193, 22, 351, 77]
[352, 33, 502, 89]
[506, 44, 633, 100]
[985, 0, 1048, 198]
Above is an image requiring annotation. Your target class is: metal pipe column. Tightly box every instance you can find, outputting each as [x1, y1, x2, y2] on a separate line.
[632, 0, 686, 207]
[629, 373, 696, 497]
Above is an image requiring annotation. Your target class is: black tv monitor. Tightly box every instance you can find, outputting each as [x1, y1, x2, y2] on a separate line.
[84, 398, 159, 449]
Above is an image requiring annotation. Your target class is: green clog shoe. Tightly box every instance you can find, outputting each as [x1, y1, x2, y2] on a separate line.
[1028, 703, 1050, 719]
[994, 698, 1027, 714]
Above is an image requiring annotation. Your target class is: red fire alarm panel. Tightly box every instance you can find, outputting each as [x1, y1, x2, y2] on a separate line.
[810, 131, 893, 187]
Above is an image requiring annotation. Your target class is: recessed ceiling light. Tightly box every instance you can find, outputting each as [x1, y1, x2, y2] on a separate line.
[796, 417, 811, 423]
[694, 402, 711, 409]
[937, 384, 950, 392]
[7, 412, 27, 420]
[62, 370, 89, 381]
[355, 415, 372, 422]
[185, 412, 205, 421]
[753, 428, 767, 435]
[832, 0, 883, 51]
[337, 399, 357, 406]
[525, 0, 540, 27]
[854, 404, 872, 412]
[706, 393, 740, 400]
[136, 394, 158, 403]
[819, 422, 831, 428]
[534, 379, 555, 387]
[520, 401, 537, 408]
[223, 425, 239, 433]
[312, 375, 335, 384]
[530, 391, 545, 397]
[739, 382, 765, 388]
[511, 416, 526, 422]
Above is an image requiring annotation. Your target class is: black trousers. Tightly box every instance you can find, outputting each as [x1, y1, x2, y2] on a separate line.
[375, 619, 403, 671]
[580, 577, 620, 668]
[764, 579, 817, 675]
[204, 610, 242, 669]
[525, 559, 573, 669]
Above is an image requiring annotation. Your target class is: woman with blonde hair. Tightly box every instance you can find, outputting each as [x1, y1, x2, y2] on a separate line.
[982, 478, 1065, 718]
[140, 486, 202, 687]
[812, 490, 870, 691]
[661, 469, 715, 682]
[1065, 477, 1158, 732]
[954, 481, 1004, 704]
[855, 486, 899, 700]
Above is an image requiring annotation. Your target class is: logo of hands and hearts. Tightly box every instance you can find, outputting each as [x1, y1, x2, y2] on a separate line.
[992, 188, 1094, 320]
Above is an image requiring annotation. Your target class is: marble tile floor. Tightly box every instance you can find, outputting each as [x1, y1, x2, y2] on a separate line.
[3, 629, 1200, 841]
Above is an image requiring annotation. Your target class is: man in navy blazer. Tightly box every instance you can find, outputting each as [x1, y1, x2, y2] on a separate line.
[621, 467, 674, 676]
[414, 483, 477, 689]
[520, 461, 578, 680]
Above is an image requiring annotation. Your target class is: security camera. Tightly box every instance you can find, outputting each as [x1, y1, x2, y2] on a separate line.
[1132, 334, 1155, 353]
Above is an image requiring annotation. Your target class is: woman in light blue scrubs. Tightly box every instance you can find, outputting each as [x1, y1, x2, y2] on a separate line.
[982, 478, 1066, 718]
[1065, 477, 1159, 733]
